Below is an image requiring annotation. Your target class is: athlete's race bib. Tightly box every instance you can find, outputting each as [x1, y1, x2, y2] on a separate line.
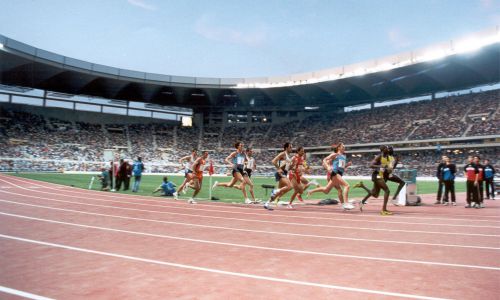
[338, 160, 346, 168]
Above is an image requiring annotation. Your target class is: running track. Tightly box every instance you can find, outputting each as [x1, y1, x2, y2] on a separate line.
[0, 174, 498, 300]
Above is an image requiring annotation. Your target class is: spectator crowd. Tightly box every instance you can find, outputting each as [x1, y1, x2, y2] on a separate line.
[0, 90, 498, 176]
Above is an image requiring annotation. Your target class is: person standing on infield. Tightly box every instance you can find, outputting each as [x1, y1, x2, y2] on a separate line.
[132, 157, 145, 192]
[435, 155, 447, 204]
[474, 156, 485, 208]
[483, 159, 496, 200]
[464, 156, 480, 208]
[441, 156, 457, 205]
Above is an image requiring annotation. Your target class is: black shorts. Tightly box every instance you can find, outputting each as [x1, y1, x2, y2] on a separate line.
[184, 169, 193, 178]
[386, 174, 404, 184]
[275, 170, 288, 182]
[245, 168, 252, 178]
[330, 170, 344, 179]
[232, 165, 247, 177]
[371, 178, 389, 198]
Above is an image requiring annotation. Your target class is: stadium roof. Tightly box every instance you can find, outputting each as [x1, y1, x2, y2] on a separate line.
[0, 28, 499, 109]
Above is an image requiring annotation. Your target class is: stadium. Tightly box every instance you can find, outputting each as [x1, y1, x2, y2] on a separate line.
[0, 3, 499, 299]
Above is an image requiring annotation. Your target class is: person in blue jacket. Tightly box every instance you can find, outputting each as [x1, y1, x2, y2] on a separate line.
[153, 176, 178, 197]
[132, 157, 145, 192]
[483, 159, 496, 200]
[441, 156, 457, 205]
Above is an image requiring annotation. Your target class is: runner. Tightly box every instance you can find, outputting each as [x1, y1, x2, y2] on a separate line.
[307, 143, 354, 210]
[233, 148, 259, 203]
[386, 145, 406, 203]
[176, 149, 197, 197]
[287, 147, 319, 208]
[212, 141, 255, 203]
[188, 150, 209, 204]
[264, 142, 294, 210]
[354, 145, 393, 215]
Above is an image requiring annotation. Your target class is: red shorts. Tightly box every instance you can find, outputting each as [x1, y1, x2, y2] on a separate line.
[195, 172, 203, 183]
[288, 171, 301, 182]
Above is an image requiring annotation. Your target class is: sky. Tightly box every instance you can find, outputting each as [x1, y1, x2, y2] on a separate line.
[0, 0, 499, 78]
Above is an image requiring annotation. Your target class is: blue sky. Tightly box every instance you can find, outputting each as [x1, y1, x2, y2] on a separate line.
[0, 0, 498, 78]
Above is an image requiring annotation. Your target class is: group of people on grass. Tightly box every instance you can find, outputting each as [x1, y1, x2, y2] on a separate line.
[97, 157, 145, 192]
[95, 142, 496, 216]
[435, 155, 496, 208]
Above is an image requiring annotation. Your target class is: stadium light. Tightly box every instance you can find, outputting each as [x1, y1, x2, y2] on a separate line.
[453, 34, 500, 54]
[374, 63, 393, 72]
[354, 68, 367, 76]
[232, 27, 499, 89]
[0, 43, 4, 49]
[181, 116, 192, 127]
[419, 49, 447, 62]
[454, 38, 482, 54]
[327, 74, 342, 81]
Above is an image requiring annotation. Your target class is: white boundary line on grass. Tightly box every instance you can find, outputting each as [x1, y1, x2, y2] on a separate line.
[0, 233, 451, 300]
[1, 199, 498, 250]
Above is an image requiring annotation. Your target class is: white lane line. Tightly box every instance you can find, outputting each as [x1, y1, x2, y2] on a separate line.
[0, 178, 497, 229]
[1, 212, 500, 271]
[6, 175, 500, 224]
[4, 174, 499, 223]
[0, 285, 54, 300]
[0, 233, 452, 300]
[1, 191, 498, 238]
[1, 199, 499, 250]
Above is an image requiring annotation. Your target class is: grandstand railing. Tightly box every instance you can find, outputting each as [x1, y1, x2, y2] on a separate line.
[0, 90, 192, 121]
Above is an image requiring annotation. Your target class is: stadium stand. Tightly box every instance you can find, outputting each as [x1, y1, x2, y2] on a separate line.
[0, 89, 498, 176]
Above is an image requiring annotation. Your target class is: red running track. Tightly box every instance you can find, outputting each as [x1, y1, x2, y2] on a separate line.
[0, 174, 499, 299]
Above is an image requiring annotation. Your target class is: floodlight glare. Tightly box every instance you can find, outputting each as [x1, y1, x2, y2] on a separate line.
[454, 39, 482, 54]
[420, 50, 447, 62]
[375, 63, 393, 72]
[181, 116, 192, 127]
[231, 27, 499, 89]
[0, 43, 4, 49]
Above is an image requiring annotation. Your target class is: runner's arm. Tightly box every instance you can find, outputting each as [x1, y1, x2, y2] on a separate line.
[272, 152, 285, 170]
[225, 152, 236, 166]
